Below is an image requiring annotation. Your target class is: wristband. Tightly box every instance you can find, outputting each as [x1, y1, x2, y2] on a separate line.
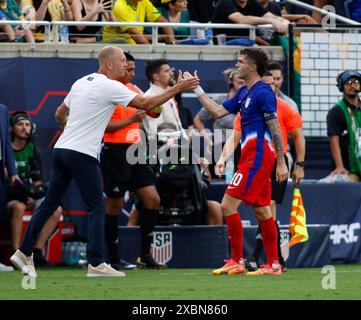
[296, 161, 305, 168]
[194, 86, 205, 97]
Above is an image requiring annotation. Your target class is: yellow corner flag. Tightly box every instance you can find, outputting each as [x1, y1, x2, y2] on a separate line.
[289, 187, 309, 247]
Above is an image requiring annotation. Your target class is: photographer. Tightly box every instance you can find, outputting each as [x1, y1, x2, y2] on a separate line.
[6, 111, 62, 266]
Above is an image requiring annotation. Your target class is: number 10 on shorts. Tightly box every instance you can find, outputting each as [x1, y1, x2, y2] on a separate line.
[229, 172, 243, 186]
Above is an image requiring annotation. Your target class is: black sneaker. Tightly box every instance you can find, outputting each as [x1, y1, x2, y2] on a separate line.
[245, 256, 258, 272]
[136, 254, 167, 269]
[111, 259, 137, 270]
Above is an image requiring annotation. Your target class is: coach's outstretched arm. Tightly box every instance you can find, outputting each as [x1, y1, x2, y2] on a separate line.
[183, 71, 229, 119]
[55, 103, 69, 130]
[130, 71, 199, 111]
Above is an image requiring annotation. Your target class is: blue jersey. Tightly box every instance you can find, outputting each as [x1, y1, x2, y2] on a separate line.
[223, 80, 277, 172]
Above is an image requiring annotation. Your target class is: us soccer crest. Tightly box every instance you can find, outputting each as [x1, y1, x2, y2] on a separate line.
[151, 231, 173, 264]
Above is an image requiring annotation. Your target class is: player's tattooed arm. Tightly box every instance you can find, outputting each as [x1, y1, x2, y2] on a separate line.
[266, 117, 284, 163]
[266, 116, 289, 182]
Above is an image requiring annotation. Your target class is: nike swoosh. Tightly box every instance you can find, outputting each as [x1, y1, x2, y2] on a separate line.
[227, 186, 236, 189]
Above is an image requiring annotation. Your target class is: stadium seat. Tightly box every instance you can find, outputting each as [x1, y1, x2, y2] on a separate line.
[176, 38, 210, 45]
[225, 38, 255, 46]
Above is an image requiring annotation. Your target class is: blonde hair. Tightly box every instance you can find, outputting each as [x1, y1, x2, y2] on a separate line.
[223, 68, 241, 81]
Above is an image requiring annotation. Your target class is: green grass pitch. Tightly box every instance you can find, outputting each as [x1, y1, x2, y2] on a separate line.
[0, 265, 360, 300]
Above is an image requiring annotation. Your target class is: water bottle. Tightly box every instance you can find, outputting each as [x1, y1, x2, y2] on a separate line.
[62, 242, 69, 265]
[225, 156, 234, 184]
[69, 242, 76, 265]
[59, 26, 69, 43]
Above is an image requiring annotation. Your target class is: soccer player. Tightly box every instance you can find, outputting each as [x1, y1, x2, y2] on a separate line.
[184, 47, 288, 275]
[101, 52, 166, 270]
[10, 46, 199, 278]
[215, 71, 305, 272]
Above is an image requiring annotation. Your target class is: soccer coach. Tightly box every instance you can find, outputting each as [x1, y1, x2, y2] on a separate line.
[10, 46, 199, 278]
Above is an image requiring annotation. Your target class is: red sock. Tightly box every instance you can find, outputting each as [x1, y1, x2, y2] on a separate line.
[225, 213, 243, 262]
[260, 217, 278, 265]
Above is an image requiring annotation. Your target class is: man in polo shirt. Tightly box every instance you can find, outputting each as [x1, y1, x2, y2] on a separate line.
[101, 52, 166, 270]
[10, 46, 199, 278]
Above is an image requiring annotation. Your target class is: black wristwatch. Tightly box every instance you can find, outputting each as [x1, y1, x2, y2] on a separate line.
[296, 161, 305, 168]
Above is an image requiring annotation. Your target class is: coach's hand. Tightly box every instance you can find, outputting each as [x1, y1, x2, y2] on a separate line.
[276, 161, 288, 182]
[176, 70, 199, 91]
[183, 71, 200, 81]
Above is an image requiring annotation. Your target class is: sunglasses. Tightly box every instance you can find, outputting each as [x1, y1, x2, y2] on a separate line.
[344, 79, 361, 86]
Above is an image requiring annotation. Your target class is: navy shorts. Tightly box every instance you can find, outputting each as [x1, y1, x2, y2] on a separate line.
[270, 154, 289, 204]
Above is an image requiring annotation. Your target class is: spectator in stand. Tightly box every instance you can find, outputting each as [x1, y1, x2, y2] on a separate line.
[211, 0, 289, 46]
[186, 0, 216, 23]
[0, 9, 16, 41]
[24, 0, 73, 42]
[146, 0, 190, 40]
[268, 62, 298, 111]
[326, 70, 361, 182]
[283, 0, 349, 23]
[5, 111, 62, 266]
[254, 0, 282, 45]
[193, 68, 244, 177]
[257, 0, 281, 15]
[70, 0, 115, 43]
[0, 0, 35, 42]
[0, 103, 21, 272]
[102, 0, 176, 44]
[311, 0, 332, 23]
[263, 0, 319, 38]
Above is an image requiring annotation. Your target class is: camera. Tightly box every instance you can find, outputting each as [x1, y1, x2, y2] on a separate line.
[152, 129, 208, 225]
[27, 183, 47, 200]
[29, 156, 42, 182]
